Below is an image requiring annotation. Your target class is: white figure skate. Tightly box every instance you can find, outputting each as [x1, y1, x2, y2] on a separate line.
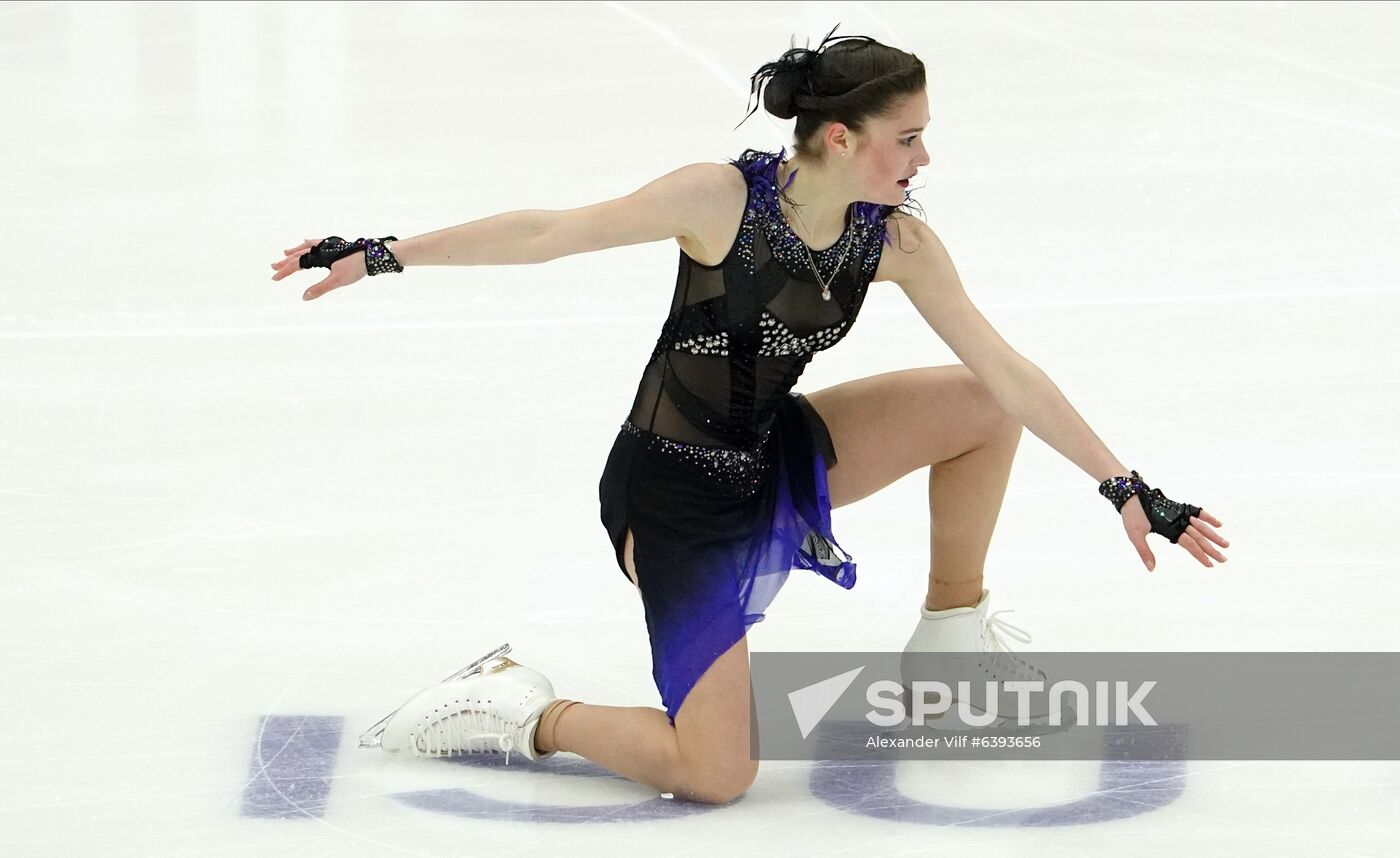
[900, 589, 1075, 733]
[359, 643, 558, 763]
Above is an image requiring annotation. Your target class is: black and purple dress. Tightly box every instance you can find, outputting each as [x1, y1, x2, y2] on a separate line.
[598, 147, 900, 723]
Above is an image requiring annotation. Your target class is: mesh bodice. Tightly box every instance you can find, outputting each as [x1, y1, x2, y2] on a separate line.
[625, 148, 897, 450]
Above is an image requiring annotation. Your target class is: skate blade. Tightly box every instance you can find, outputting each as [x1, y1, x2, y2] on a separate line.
[358, 642, 511, 750]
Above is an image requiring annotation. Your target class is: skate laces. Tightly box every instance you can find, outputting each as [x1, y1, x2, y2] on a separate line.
[416, 704, 521, 764]
[980, 609, 1042, 682]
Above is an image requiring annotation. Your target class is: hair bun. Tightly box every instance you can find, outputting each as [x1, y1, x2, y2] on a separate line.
[762, 66, 808, 120]
[737, 24, 914, 135]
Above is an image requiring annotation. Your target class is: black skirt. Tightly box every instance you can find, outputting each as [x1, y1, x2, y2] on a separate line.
[597, 391, 857, 723]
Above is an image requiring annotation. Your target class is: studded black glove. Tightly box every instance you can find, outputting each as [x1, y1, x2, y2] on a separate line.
[299, 236, 403, 275]
[1098, 471, 1202, 544]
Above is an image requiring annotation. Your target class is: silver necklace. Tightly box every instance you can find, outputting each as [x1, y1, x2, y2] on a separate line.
[782, 199, 853, 302]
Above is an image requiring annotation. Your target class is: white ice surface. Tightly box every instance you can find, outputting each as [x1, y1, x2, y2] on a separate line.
[2, 1, 1398, 855]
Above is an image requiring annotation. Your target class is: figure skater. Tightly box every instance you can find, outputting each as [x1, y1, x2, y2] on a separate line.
[269, 25, 1230, 805]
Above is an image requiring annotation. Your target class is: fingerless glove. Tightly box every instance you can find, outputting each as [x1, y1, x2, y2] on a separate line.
[1099, 470, 1202, 544]
[299, 236, 403, 275]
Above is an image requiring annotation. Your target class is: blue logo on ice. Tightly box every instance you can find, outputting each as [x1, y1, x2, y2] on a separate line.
[789, 666, 864, 739]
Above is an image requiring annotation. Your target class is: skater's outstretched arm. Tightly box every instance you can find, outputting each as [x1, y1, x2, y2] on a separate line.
[886, 213, 1231, 572]
[269, 162, 728, 301]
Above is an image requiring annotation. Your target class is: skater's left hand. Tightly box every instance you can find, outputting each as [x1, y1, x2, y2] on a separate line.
[270, 237, 369, 301]
[1123, 502, 1229, 572]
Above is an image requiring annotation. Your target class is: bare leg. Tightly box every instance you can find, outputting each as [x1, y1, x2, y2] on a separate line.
[532, 529, 756, 805]
[535, 700, 676, 782]
[927, 419, 1022, 610]
[803, 365, 1024, 611]
[535, 635, 751, 802]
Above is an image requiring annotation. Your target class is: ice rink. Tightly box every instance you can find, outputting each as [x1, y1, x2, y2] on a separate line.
[3, 1, 1399, 854]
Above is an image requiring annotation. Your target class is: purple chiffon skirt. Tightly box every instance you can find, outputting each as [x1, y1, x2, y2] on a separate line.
[597, 392, 857, 723]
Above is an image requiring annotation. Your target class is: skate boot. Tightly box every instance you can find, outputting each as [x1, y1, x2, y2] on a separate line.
[900, 589, 1074, 733]
[359, 643, 558, 763]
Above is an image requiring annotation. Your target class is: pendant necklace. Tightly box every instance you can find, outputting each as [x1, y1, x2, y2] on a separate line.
[779, 166, 852, 302]
[784, 197, 845, 300]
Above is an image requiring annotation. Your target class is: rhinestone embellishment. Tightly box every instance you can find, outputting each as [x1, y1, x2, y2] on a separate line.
[757, 311, 847, 357]
[620, 421, 770, 492]
[671, 331, 730, 356]
[1098, 470, 1150, 512]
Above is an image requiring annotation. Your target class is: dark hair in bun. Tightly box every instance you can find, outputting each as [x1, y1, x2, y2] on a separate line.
[738, 24, 926, 160]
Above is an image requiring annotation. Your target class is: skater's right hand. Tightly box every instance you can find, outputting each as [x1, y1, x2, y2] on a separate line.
[270, 238, 368, 301]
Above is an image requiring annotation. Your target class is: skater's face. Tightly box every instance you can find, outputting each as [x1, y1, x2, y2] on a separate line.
[854, 90, 931, 207]
[790, 89, 931, 211]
